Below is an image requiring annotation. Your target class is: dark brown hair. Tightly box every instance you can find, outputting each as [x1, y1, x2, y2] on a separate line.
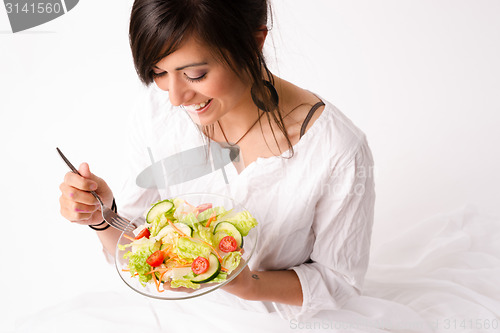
[129, 0, 293, 156]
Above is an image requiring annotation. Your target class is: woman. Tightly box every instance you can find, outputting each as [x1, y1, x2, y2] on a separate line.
[59, 0, 375, 324]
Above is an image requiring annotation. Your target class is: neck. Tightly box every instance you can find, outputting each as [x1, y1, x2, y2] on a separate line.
[212, 74, 297, 144]
[215, 85, 262, 140]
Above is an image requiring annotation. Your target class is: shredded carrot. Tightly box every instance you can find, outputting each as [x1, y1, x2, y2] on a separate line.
[183, 201, 199, 216]
[165, 256, 187, 265]
[221, 267, 228, 272]
[159, 269, 169, 283]
[167, 219, 187, 237]
[164, 255, 176, 262]
[146, 267, 166, 275]
[161, 245, 174, 257]
[123, 234, 135, 241]
[205, 212, 217, 228]
[184, 200, 196, 209]
[161, 244, 173, 251]
[151, 269, 162, 292]
[122, 268, 139, 276]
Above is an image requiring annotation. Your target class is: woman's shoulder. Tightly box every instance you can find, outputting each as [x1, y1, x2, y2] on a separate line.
[296, 95, 369, 158]
[300, 99, 374, 179]
[279, 80, 367, 154]
[323, 99, 368, 147]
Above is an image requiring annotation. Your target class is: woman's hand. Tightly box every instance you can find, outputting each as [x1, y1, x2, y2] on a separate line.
[59, 162, 113, 226]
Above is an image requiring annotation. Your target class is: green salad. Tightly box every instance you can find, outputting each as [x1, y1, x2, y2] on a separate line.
[120, 197, 258, 291]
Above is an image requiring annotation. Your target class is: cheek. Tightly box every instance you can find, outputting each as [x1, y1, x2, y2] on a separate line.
[153, 77, 168, 91]
[208, 74, 248, 101]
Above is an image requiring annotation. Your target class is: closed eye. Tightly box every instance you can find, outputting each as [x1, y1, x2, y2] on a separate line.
[152, 71, 166, 78]
[185, 73, 207, 83]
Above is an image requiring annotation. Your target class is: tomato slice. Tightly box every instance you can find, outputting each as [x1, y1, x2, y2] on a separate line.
[135, 228, 150, 240]
[191, 256, 210, 275]
[196, 203, 212, 213]
[218, 236, 238, 253]
[146, 250, 165, 267]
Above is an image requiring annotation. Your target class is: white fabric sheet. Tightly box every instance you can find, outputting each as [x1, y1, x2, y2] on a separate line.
[15, 206, 500, 332]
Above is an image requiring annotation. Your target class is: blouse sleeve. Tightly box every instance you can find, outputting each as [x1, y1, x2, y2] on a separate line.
[283, 137, 376, 320]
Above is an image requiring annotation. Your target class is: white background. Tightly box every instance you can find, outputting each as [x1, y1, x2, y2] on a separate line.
[1, 0, 499, 331]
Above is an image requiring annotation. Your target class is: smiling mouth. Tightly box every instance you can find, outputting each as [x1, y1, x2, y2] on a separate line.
[182, 99, 213, 113]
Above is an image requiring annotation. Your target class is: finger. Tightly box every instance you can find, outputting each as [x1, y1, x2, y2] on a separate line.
[64, 171, 97, 192]
[78, 162, 104, 186]
[60, 196, 100, 222]
[60, 204, 93, 223]
[65, 198, 99, 217]
[78, 162, 92, 179]
[78, 163, 111, 195]
[60, 182, 99, 205]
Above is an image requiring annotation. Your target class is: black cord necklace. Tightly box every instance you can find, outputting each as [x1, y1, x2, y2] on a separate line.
[217, 111, 264, 146]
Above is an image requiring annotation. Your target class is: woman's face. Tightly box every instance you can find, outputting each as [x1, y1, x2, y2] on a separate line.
[152, 36, 251, 126]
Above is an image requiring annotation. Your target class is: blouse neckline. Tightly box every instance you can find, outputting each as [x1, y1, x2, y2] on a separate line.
[223, 98, 329, 176]
[174, 95, 330, 177]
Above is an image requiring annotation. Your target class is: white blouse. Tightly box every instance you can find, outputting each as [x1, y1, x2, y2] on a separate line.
[116, 85, 376, 320]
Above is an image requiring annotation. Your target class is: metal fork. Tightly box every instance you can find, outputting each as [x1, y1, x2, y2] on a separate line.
[56, 147, 133, 232]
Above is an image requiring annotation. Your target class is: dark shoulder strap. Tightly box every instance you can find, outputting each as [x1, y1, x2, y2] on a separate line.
[299, 101, 325, 138]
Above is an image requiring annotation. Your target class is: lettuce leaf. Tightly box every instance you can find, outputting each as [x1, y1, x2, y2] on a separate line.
[124, 249, 153, 285]
[170, 276, 200, 289]
[174, 237, 211, 260]
[222, 251, 241, 274]
[194, 224, 214, 246]
[177, 212, 198, 227]
[150, 214, 168, 237]
[211, 272, 228, 283]
[196, 206, 229, 223]
[172, 198, 185, 210]
[131, 236, 159, 253]
[225, 210, 258, 236]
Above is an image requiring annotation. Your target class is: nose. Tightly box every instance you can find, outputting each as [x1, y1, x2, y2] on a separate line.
[155, 75, 195, 106]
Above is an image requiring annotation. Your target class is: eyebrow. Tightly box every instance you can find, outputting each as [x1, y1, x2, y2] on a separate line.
[154, 62, 208, 71]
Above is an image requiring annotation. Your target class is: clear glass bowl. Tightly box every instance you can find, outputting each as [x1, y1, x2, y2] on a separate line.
[115, 193, 259, 300]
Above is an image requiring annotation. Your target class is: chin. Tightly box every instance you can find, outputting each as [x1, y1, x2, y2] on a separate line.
[187, 113, 217, 127]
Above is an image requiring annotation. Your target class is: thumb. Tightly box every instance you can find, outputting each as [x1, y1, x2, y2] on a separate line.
[78, 162, 111, 202]
[78, 162, 100, 188]
[78, 162, 93, 179]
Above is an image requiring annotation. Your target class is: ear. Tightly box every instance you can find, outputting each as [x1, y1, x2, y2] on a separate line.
[255, 25, 268, 52]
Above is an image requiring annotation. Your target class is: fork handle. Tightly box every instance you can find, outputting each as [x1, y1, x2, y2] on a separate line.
[89, 190, 104, 207]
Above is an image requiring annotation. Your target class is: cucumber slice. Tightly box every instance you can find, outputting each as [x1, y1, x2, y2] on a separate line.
[213, 222, 243, 247]
[191, 253, 221, 284]
[146, 200, 174, 224]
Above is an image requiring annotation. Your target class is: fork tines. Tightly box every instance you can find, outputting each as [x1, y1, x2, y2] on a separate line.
[106, 214, 134, 233]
